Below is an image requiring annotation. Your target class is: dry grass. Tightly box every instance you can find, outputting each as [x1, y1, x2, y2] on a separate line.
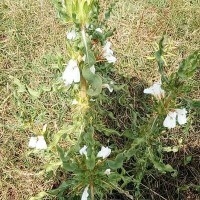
[0, 0, 199, 199]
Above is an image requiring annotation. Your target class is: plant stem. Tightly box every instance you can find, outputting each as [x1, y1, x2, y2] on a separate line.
[90, 183, 95, 200]
[80, 74, 87, 99]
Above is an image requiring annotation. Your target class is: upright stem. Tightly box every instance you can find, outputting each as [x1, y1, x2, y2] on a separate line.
[90, 183, 95, 200]
[80, 74, 87, 99]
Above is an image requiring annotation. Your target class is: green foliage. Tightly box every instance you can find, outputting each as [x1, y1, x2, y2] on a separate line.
[82, 66, 103, 96]
[177, 50, 200, 79]
[30, 2, 200, 200]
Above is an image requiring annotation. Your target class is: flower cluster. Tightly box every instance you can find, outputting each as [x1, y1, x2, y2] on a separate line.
[62, 59, 80, 86]
[79, 145, 111, 159]
[28, 136, 47, 150]
[79, 145, 112, 200]
[61, 27, 117, 89]
[144, 81, 187, 129]
[163, 108, 187, 129]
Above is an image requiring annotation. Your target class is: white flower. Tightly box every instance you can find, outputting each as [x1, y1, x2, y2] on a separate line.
[97, 146, 111, 159]
[90, 65, 95, 74]
[62, 59, 80, 86]
[66, 30, 76, 40]
[143, 81, 165, 99]
[163, 108, 188, 129]
[79, 145, 88, 159]
[104, 169, 111, 175]
[95, 28, 103, 33]
[176, 108, 187, 125]
[35, 136, 47, 150]
[163, 111, 177, 129]
[102, 83, 113, 93]
[81, 186, 89, 200]
[28, 136, 37, 148]
[105, 55, 117, 63]
[72, 99, 78, 105]
[103, 41, 116, 64]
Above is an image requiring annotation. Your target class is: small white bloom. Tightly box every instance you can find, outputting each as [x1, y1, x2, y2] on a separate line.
[81, 186, 89, 200]
[105, 55, 117, 63]
[163, 111, 177, 129]
[79, 145, 88, 159]
[66, 30, 76, 40]
[97, 146, 111, 159]
[104, 169, 111, 175]
[90, 65, 95, 74]
[35, 136, 47, 150]
[28, 136, 37, 148]
[176, 108, 187, 125]
[102, 83, 113, 93]
[143, 81, 165, 99]
[62, 59, 80, 86]
[72, 99, 78, 105]
[95, 28, 103, 33]
[103, 41, 116, 64]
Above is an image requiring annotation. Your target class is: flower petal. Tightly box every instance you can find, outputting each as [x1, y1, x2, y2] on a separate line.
[72, 66, 80, 83]
[97, 146, 111, 159]
[95, 28, 103, 33]
[67, 30, 76, 40]
[163, 111, 177, 129]
[28, 136, 37, 148]
[144, 82, 165, 99]
[35, 136, 47, 150]
[81, 186, 89, 200]
[104, 169, 111, 175]
[176, 108, 187, 125]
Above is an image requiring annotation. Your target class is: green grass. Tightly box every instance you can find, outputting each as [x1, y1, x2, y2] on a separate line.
[0, 0, 200, 199]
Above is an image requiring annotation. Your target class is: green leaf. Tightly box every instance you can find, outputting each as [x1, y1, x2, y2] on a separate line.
[41, 86, 51, 92]
[27, 87, 40, 99]
[11, 77, 26, 93]
[45, 161, 62, 173]
[104, 2, 115, 20]
[155, 34, 168, 82]
[125, 138, 145, 159]
[82, 126, 95, 145]
[177, 51, 200, 79]
[85, 49, 96, 66]
[49, 125, 73, 149]
[107, 153, 124, 170]
[190, 100, 200, 108]
[123, 129, 136, 139]
[86, 153, 96, 170]
[194, 185, 200, 193]
[82, 67, 102, 96]
[94, 123, 120, 136]
[184, 155, 192, 166]
[57, 146, 75, 172]
[149, 153, 177, 175]
[48, 181, 69, 196]
[29, 191, 48, 200]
